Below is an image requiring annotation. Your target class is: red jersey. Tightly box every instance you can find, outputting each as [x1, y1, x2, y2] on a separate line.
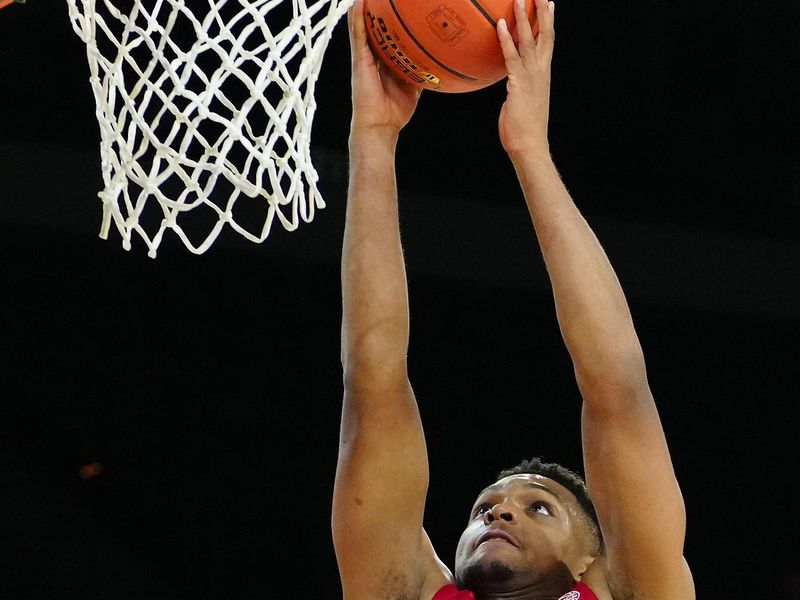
[431, 582, 598, 600]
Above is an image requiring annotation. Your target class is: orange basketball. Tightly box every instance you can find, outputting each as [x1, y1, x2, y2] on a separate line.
[363, 0, 536, 93]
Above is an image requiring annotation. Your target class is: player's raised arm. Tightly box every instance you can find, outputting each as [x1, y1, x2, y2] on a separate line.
[333, 3, 449, 600]
[496, 1, 695, 598]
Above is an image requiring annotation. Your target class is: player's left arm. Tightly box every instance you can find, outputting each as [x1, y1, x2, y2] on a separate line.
[496, 1, 695, 599]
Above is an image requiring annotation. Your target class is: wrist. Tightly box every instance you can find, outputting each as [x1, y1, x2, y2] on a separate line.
[507, 144, 554, 169]
[349, 126, 400, 160]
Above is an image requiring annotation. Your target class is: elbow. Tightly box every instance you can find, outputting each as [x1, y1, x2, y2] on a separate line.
[341, 351, 410, 394]
[340, 326, 410, 391]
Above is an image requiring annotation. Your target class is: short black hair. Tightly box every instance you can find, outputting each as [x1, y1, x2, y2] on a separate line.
[496, 457, 602, 548]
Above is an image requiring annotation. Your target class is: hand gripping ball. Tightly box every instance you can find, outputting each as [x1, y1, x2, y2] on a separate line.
[363, 0, 537, 93]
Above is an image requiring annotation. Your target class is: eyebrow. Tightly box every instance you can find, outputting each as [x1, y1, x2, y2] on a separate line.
[478, 481, 563, 502]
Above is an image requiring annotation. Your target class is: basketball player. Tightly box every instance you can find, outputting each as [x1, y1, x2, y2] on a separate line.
[335, 0, 695, 598]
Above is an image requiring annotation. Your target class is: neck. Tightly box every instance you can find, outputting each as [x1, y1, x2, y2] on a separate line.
[473, 582, 572, 600]
[460, 563, 576, 600]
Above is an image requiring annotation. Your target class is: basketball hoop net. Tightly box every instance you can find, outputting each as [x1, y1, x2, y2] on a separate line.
[66, 0, 354, 257]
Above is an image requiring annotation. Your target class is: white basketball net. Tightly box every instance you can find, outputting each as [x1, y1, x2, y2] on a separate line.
[66, 0, 354, 257]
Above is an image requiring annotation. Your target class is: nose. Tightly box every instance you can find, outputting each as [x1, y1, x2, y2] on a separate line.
[483, 503, 515, 524]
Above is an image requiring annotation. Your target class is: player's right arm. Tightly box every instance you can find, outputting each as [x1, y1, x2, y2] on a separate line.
[333, 3, 449, 599]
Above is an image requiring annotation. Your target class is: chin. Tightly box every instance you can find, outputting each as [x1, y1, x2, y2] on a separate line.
[456, 559, 516, 592]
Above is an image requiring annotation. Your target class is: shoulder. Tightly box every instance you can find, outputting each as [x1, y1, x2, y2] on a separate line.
[341, 530, 453, 600]
[576, 553, 695, 600]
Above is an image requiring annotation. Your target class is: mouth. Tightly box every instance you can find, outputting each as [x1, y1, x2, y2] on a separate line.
[475, 529, 519, 549]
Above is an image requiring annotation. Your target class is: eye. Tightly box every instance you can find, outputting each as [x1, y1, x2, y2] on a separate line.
[472, 503, 492, 518]
[528, 501, 553, 516]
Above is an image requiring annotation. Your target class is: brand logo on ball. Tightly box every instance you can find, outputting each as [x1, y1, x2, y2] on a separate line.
[366, 11, 440, 87]
[557, 592, 581, 600]
[426, 4, 468, 46]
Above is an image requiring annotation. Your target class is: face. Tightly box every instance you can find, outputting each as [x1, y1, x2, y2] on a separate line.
[454, 473, 593, 594]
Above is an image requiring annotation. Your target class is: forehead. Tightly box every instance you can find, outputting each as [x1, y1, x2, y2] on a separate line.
[475, 473, 574, 502]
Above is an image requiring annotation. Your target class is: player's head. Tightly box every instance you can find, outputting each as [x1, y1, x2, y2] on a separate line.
[454, 457, 602, 595]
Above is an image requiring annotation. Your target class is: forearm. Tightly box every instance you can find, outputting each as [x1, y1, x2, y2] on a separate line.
[341, 131, 410, 388]
[511, 150, 646, 393]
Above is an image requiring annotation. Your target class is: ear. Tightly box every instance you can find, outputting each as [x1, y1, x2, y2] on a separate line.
[570, 554, 602, 581]
[570, 552, 598, 580]
[568, 527, 602, 580]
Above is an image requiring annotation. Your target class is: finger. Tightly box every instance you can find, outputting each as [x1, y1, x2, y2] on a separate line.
[534, 0, 555, 56]
[383, 63, 424, 99]
[348, 0, 367, 64]
[513, 0, 535, 51]
[347, 0, 357, 38]
[496, 18, 523, 73]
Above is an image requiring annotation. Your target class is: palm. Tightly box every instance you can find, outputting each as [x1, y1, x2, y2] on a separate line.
[498, 72, 550, 155]
[352, 45, 420, 132]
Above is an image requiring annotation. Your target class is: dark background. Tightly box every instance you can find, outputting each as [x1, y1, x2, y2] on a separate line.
[1, 1, 799, 599]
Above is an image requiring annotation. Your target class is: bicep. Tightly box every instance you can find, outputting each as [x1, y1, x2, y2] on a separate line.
[581, 385, 693, 600]
[332, 382, 432, 599]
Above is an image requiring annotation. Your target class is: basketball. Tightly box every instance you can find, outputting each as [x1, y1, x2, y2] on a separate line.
[363, 0, 536, 93]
